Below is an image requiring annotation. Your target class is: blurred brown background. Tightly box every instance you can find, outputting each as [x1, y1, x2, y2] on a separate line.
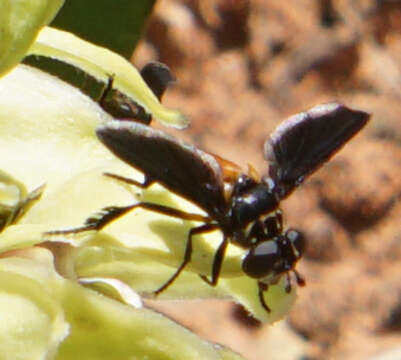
[133, 1, 401, 359]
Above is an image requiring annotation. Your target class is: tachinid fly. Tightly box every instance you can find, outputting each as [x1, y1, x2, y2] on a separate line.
[99, 61, 175, 124]
[47, 103, 369, 312]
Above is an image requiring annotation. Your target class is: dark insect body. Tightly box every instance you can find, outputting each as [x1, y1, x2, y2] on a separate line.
[47, 103, 369, 312]
[99, 61, 175, 124]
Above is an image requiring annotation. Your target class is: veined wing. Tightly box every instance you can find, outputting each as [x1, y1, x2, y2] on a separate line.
[97, 121, 227, 218]
[264, 103, 370, 198]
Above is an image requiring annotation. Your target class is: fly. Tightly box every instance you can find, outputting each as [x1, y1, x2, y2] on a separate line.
[46, 103, 369, 312]
[99, 61, 175, 124]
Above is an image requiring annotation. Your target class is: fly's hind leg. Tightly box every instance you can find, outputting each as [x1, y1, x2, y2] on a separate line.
[44, 174, 155, 236]
[45, 201, 211, 236]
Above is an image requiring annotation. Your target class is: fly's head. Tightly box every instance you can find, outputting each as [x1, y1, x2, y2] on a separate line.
[241, 228, 306, 291]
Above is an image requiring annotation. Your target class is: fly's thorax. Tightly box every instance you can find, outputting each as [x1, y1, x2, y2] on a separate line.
[230, 176, 279, 226]
[229, 174, 280, 247]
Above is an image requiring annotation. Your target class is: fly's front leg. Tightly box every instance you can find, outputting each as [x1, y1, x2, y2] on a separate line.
[154, 222, 219, 295]
[257, 281, 271, 313]
[200, 240, 272, 313]
[199, 237, 229, 286]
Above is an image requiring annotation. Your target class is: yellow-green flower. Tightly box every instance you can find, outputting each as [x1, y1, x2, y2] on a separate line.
[0, 5, 294, 357]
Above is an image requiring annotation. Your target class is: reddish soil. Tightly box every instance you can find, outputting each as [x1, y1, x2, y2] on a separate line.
[134, 1, 401, 359]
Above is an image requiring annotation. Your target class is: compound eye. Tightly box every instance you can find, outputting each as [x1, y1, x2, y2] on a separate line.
[286, 229, 305, 258]
[242, 241, 281, 279]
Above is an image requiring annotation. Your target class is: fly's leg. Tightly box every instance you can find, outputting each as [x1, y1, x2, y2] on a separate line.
[154, 223, 219, 295]
[284, 272, 291, 293]
[257, 270, 305, 314]
[98, 74, 115, 108]
[103, 172, 153, 188]
[257, 282, 271, 313]
[199, 237, 229, 286]
[45, 202, 211, 235]
[293, 269, 306, 287]
[284, 270, 306, 293]
[44, 174, 155, 235]
[44, 173, 153, 235]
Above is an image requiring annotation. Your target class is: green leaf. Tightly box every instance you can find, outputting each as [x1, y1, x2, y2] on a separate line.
[0, 0, 64, 76]
[51, 0, 156, 59]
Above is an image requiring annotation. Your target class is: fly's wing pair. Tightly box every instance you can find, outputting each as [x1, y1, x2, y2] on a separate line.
[97, 122, 227, 219]
[264, 103, 370, 199]
[97, 103, 369, 218]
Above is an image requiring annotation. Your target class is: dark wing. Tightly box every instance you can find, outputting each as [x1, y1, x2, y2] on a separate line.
[264, 103, 370, 198]
[97, 121, 227, 218]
